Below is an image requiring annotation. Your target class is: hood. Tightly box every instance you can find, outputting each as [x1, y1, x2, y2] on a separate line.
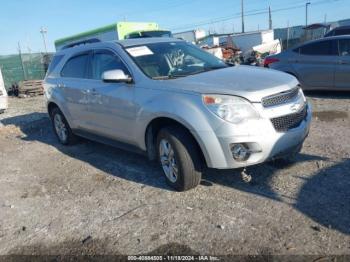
[157, 65, 299, 102]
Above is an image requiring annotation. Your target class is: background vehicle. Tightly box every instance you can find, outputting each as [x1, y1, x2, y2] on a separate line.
[173, 29, 206, 44]
[0, 68, 8, 113]
[45, 38, 311, 191]
[125, 30, 172, 39]
[264, 36, 350, 90]
[325, 26, 350, 37]
[54, 22, 170, 50]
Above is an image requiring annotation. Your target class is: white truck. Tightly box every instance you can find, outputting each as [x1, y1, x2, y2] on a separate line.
[173, 29, 206, 44]
[0, 68, 8, 113]
[55, 22, 171, 50]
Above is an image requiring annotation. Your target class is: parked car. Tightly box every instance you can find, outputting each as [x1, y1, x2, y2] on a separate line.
[44, 38, 311, 191]
[264, 36, 350, 90]
[324, 26, 350, 37]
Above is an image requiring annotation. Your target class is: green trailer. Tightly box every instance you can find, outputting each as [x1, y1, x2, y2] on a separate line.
[54, 22, 169, 50]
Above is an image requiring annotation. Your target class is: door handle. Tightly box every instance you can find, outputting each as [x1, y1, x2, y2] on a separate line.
[57, 83, 65, 88]
[338, 60, 348, 65]
[83, 88, 98, 95]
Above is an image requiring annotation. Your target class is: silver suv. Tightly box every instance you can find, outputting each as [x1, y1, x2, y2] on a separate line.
[44, 38, 311, 191]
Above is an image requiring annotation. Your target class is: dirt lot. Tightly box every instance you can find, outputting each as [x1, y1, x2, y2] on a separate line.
[0, 93, 349, 257]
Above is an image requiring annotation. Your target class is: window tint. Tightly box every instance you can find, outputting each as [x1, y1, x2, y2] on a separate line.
[334, 29, 350, 36]
[92, 51, 129, 80]
[61, 54, 89, 78]
[46, 55, 64, 76]
[338, 39, 350, 56]
[300, 41, 332, 55]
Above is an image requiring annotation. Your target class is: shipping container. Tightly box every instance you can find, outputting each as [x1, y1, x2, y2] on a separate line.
[54, 22, 161, 50]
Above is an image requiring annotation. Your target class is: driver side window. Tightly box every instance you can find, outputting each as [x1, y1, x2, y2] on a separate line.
[92, 51, 129, 80]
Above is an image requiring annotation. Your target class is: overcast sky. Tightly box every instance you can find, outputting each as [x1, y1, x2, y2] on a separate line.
[0, 0, 348, 55]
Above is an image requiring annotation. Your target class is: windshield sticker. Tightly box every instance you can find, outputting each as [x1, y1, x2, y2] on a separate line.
[126, 46, 153, 57]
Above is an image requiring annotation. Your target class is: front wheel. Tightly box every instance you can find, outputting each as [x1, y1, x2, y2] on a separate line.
[157, 126, 202, 191]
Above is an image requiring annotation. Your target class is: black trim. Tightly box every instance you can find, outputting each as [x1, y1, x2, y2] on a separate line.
[72, 129, 147, 156]
[61, 38, 101, 50]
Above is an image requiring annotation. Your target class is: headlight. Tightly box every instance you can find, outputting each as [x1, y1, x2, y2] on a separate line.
[299, 88, 306, 103]
[203, 94, 260, 124]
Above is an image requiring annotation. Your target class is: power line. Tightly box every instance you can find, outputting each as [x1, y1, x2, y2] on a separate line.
[171, 0, 342, 32]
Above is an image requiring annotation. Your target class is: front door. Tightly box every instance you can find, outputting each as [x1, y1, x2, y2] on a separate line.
[334, 38, 350, 89]
[86, 49, 137, 144]
[292, 39, 337, 89]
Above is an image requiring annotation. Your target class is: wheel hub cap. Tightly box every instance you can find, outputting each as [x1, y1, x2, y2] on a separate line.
[54, 114, 68, 142]
[159, 139, 178, 183]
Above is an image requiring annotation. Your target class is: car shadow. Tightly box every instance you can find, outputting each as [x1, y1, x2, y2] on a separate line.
[294, 159, 350, 234]
[202, 152, 327, 202]
[1, 112, 171, 191]
[2, 112, 350, 234]
[203, 156, 350, 235]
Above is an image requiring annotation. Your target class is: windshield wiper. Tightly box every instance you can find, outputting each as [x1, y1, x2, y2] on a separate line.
[152, 66, 227, 80]
[183, 66, 227, 76]
[151, 75, 185, 80]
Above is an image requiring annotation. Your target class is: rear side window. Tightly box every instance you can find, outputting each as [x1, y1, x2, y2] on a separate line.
[46, 55, 64, 76]
[61, 54, 89, 78]
[92, 51, 129, 80]
[338, 39, 350, 56]
[300, 41, 332, 56]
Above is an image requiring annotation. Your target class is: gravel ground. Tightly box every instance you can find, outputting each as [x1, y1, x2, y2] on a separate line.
[0, 94, 349, 257]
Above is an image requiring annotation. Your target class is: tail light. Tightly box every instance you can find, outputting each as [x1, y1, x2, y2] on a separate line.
[264, 57, 279, 67]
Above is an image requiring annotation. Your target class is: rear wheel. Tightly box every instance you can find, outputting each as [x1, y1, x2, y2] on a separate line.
[50, 107, 77, 145]
[157, 126, 202, 191]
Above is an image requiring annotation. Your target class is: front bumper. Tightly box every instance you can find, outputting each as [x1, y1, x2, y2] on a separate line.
[197, 102, 312, 169]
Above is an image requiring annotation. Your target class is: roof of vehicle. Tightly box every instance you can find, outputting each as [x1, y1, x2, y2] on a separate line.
[291, 35, 350, 49]
[329, 25, 350, 30]
[54, 37, 185, 56]
[115, 37, 183, 47]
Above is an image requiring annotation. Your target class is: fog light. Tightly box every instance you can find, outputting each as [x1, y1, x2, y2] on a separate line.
[231, 143, 250, 161]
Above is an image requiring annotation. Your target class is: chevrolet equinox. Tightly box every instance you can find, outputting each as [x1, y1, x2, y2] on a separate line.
[44, 38, 311, 191]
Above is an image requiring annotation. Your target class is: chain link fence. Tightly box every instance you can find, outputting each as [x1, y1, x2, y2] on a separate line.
[0, 52, 52, 90]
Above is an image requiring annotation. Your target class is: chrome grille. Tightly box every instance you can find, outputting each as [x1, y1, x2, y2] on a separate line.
[271, 105, 307, 132]
[262, 87, 300, 107]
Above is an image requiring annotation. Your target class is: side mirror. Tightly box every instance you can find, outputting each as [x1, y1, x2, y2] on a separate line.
[102, 69, 133, 83]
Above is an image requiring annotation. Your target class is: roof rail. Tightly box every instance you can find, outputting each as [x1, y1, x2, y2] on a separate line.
[61, 38, 101, 50]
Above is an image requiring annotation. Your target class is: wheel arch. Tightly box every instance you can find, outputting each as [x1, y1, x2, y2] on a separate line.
[47, 101, 60, 116]
[144, 117, 207, 168]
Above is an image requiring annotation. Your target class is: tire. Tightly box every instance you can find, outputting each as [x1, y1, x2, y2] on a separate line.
[50, 107, 77, 145]
[156, 126, 202, 191]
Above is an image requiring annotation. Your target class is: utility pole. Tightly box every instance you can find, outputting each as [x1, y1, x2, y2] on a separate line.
[40, 27, 48, 54]
[305, 2, 311, 27]
[17, 42, 27, 81]
[269, 6, 272, 30]
[241, 0, 245, 33]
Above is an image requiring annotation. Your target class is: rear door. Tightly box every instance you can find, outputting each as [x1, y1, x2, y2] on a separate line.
[292, 40, 337, 89]
[85, 49, 137, 144]
[334, 38, 350, 89]
[59, 52, 92, 129]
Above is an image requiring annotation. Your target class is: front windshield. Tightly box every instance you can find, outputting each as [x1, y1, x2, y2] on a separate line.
[125, 41, 228, 79]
